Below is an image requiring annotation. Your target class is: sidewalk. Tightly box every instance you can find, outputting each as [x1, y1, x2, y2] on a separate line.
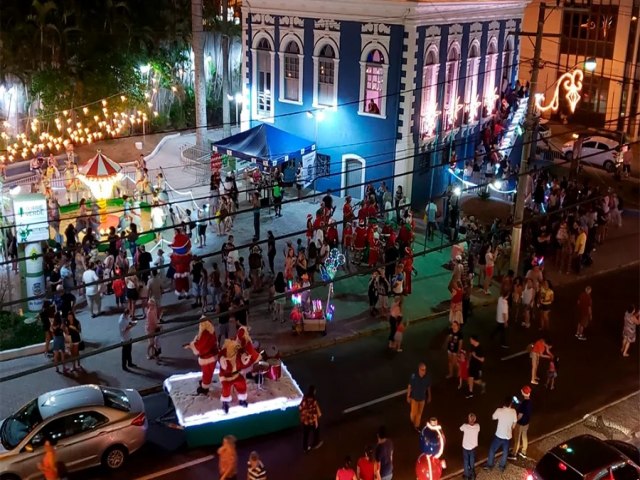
[447, 392, 640, 479]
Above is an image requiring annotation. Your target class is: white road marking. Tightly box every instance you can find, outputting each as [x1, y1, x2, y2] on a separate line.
[133, 454, 215, 480]
[501, 349, 528, 361]
[343, 389, 407, 414]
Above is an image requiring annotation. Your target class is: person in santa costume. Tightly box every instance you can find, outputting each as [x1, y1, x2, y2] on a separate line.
[184, 317, 219, 395]
[403, 246, 415, 295]
[397, 218, 413, 252]
[357, 200, 369, 224]
[353, 219, 367, 265]
[326, 219, 339, 250]
[218, 337, 259, 414]
[416, 418, 447, 480]
[234, 318, 261, 367]
[342, 196, 355, 224]
[367, 221, 380, 267]
[170, 227, 192, 299]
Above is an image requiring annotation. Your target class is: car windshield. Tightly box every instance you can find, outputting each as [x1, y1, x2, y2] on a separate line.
[0, 399, 43, 450]
[100, 387, 130, 412]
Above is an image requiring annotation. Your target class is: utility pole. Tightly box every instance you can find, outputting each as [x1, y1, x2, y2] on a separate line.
[509, 1, 546, 273]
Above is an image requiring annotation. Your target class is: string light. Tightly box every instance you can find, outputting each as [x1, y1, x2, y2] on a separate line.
[421, 102, 441, 138]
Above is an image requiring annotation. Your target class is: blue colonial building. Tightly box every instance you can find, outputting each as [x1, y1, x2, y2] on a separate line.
[240, 0, 529, 207]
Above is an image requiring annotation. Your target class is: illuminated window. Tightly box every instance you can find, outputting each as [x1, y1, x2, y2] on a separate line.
[253, 37, 274, 117]
[317, 44, 336, 107]
[280, 39, 302, 103]
[465, 41, 481, 123]
[420, 47, 440, 137]
[444, 44, 461, 130]
[483, 38, 499, 116]
[359, 47, 389, 117]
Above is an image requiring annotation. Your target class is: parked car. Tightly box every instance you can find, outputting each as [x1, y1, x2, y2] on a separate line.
[0, 385, 147, 480]
[562, 135, 622, 172]
[528, 434, 640, 480]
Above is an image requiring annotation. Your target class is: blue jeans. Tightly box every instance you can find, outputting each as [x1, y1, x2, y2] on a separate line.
[463, 448, 476, 478]
[487, 436, 510, 469]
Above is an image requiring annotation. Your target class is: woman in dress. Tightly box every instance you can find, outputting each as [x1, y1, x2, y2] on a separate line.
[126, 267, 140, 319]
[284, 247, 296, 282]
[66, 312, 82, 371]
[621, 305, 640, 357]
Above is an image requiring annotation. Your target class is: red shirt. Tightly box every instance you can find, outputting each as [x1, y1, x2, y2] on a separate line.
[356, 457, 375, 480]
[578, 292, 592, 317]
[112, 278, 126, 297]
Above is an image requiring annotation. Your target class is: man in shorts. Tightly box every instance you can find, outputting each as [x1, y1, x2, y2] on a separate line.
[466, 335, 486, 398]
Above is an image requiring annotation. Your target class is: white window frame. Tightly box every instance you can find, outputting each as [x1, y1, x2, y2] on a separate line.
[443, 42, 461, 131]
[465, 40, 481, 124]
[358, 44, 389, 119]
[420, 45, 440, 137]
[251, 34, 275, 121]
[501, 36, 515, 92]
[278, 34, 304, 105]
[483, 37, 499, 117]
[313, 39, 340, 109]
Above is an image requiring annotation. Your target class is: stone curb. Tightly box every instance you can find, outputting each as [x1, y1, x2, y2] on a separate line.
[441, 390, 640, 479]
[144, 132, 181, 162]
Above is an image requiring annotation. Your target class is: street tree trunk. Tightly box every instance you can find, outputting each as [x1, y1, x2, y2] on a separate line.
[221, 0, 232, 138]
[191, 0, 207, 149]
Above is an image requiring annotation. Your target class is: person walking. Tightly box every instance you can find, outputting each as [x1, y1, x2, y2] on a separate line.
[466, 335, 486, 398]
[509, 386, 533, 460]
[388, 296, 402, 349]
[529, 337, 552, 385]
[425, 199, 438, 241]
[538, 280, 554, 331]
[460, 413, 480, 480]
[483, 246, 495, 295]
[336, 456, 357, 480]
[66, 312, 82, 372]
[407, 363, 432, 430]
[217, 435, 238, 480]
[483, 396, 517, 473]
[299, 385, 323, 452]
[119, 309, 137, 371]
[247, 451, 267, 480]
[356, 447, 376, 480]
[267, 231, 277, 274]
[374, 426, 394, 480]
[445, 321, 463, 379]
[521, 278, 535, 328]
[51, 313, 67, 374]
[576, 286, 592, 340]
[491, 292, 509, 348]
[251, 191, 261, 241]
[621, 305, 640, 357]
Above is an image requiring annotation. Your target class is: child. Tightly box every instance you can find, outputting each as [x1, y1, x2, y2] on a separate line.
[457, 349, 469, 390]
[112, 275, 126, 310]
[546, 356, 559, 390]
[392, 319, 405, 352]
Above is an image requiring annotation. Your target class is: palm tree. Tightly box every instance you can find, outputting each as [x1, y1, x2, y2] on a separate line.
[27, 0, 60, 69]
[191, 0, 207, 148]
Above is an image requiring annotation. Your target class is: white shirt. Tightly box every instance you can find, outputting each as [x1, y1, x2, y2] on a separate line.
[82, 269, 100, 296]
[493, 407, 517, 440]
[485, 251, 495, 267]
[496, 296, 508, 324]
[460, 423, 480, 450]
[522, 286, 535, 306]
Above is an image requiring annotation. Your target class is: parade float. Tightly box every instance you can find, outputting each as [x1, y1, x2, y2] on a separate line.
[163, 319, 303, 447]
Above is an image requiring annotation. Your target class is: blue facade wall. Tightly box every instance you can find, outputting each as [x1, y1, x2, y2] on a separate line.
[245, 10, 524, 205]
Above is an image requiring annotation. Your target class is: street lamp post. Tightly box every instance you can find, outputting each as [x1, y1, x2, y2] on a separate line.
[227, 93, 244, 127]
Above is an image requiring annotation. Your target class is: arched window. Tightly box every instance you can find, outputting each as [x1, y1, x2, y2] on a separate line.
[279, 37, 303, 103]
[501, 36, 515, 92]
[420, 47, 440, 137]
[316, 43, 338, 107]
[483, 38, 499, 116]
[444, 44, 461, 130]
[465, 41, 481, 123]
[359, 46, 389, 117]
[254, 37, 274, 116]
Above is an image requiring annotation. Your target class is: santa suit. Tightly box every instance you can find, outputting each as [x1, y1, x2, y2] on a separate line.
[306, 218, 314, 243]
[367, 227, 379, 266]
[170, 231, 192, 295]
[354, 223, 367, 254]
[326, 224, 339, 249]
[235, 325, 261, 367]
[357, 204, 368, 223]
[342, 223, 353, 250]
[343, 203, 354, 223]
[218, 340, 248, 403]
[398, 222, 412, 250]
[403, 251, 414, 294]
[188, 323, 218, 390]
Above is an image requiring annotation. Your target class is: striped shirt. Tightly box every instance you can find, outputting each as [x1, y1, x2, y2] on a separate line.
[247, 464, 267, 480]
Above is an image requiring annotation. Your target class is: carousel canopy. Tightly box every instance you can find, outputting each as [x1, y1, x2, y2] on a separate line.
[82, 151, 121, 178]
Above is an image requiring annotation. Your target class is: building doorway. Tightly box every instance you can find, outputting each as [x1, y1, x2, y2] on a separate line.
[342, 155, 365, 199]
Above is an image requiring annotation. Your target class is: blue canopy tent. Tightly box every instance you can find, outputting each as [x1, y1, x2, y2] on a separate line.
[212, 123, 315, 182]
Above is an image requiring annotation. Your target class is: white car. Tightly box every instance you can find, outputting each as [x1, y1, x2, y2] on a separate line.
[0, 385, 147, 480]
[562, 135, 621, 172]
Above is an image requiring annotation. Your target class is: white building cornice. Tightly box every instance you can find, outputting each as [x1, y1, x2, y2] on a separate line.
[244, 0, 529, 26]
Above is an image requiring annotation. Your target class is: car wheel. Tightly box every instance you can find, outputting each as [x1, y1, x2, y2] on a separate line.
[0, 474, 21, 480]
[102, 445, 128, 470]
[604, 161, 615, 173]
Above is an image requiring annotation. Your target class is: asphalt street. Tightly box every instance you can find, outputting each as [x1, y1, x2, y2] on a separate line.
[61, 266, 640, 480]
